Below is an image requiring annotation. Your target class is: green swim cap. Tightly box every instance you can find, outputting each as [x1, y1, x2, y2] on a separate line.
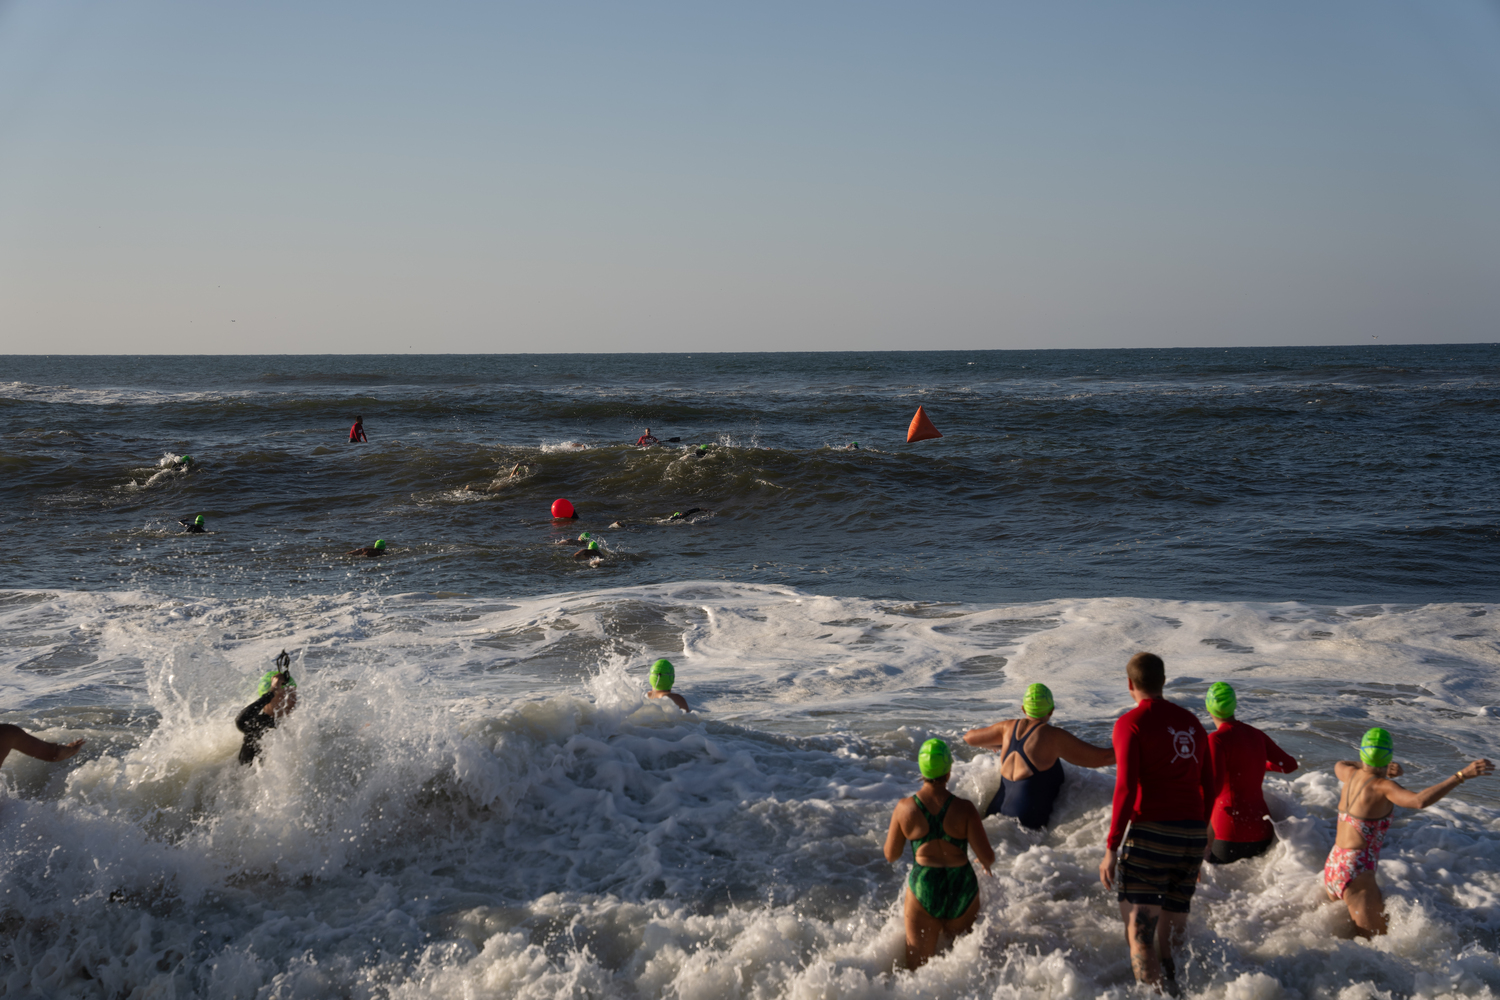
[194, 514, 204, 525]
[919, 738, 952, 779]
[579, 532, 591, 541]
[1360, 727, 1393, 769]
[181, 455, 192, 464]
[649, 658, 674, 691]
[587, 541, 599, 551]
[373, 539, 386, 550]
[1205, 682, 1237, 720]
[1022, 683, 1054, 719]
[256, 669, 297, 696]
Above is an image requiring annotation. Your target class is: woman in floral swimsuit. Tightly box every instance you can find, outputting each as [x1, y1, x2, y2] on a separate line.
[1324, 727, 1492, 937]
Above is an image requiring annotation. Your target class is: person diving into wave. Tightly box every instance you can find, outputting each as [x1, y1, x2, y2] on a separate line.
[236, 651, 298, 765]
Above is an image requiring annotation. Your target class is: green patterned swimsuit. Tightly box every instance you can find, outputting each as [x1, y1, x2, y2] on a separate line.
[907, 793, 980, 920]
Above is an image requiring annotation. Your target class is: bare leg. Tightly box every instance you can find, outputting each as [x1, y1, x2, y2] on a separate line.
[1342, 872, 1387, 937]
[1157, 910, 1190, 997]
[903, 887, 943, 970]
[1120, 901, 1164, 988]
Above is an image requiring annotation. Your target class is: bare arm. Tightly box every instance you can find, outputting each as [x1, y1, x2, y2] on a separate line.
[1379, 758, 1493, 810]
[0, 724, 84, 763]
[962, 800, 995, 874]
[1050, 728, 1114, 768]
[884, 804, 910, 862]
[962, 719, 1012, 751]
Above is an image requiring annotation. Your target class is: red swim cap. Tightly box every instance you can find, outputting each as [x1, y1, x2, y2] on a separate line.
[551, 498, 576, 519]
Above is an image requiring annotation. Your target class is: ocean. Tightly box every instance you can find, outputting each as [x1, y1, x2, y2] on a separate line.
[1, 347, 1498, 998]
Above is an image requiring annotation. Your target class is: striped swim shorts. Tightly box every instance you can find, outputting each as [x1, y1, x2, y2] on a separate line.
[1117, 820, 1209, 913]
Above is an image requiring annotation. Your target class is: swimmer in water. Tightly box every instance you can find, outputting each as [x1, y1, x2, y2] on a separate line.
[666, 508, 702, 521]
[556, 531, 592, 545]
[1204, 682, 1297, 864]
[180, 514, 206, 533]
[509, 461, 532, 478]
[883, 739, 994, 970]
[349, 416, 367, 443]
[1323, 727, 1492, 937]
[645, 659, 689, 710]
[963, 682, 1114, 828]
[636, 428, 659, 447]
[349, 539, 386, 557]
[572, 540, 603, 561]
[173, 454, 193, 469]
[0, 724, 84, 770]
[236, 652, 298, 765]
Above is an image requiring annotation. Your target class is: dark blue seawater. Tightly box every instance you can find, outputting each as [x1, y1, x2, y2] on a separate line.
[4, 345, 1497, 603]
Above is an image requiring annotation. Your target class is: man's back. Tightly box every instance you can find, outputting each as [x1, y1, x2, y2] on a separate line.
[1109, 697, 1213, 848]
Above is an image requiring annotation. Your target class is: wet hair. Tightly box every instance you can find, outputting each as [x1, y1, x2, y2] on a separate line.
[1126, 652, 1165, 695]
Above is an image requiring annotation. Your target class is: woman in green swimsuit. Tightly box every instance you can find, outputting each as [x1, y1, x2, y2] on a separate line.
[883, 739, 996, 969]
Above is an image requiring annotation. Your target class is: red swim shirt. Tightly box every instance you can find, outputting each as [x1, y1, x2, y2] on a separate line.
[1108, 697, 1216, 850]
[1206, 720, 1297, 843]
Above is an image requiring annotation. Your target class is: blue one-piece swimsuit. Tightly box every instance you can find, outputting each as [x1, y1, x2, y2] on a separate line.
[986, 719, 1065, 829]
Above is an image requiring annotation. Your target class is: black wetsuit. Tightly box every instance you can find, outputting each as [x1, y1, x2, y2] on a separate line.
[986, 719, 1066, 828]
[235, 692, 277, 765]
[184, 524, 205, 534]
[667, 508, 702, 521]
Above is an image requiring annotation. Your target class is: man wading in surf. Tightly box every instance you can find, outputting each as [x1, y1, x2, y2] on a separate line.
[1099, 652, 1216, 996]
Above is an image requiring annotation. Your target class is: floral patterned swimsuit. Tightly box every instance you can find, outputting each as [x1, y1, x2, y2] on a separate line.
[1322, 771, 1392, 899]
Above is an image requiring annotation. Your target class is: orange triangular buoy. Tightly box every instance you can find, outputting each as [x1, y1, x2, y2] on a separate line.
[907, 406, 943, 443]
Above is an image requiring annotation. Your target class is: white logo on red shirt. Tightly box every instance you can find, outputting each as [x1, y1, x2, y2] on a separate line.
[1167, 726, 1198, 763]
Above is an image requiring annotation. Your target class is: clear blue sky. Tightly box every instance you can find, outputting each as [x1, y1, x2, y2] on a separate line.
[2, 1, 1498, 353]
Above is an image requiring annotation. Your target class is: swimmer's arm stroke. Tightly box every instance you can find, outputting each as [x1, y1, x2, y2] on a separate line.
[0, 724, 84, 763]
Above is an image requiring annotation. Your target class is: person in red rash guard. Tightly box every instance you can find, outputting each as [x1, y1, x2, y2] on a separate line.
[350, 416, 368, 443]
[1203, 681, 1298, 865]
[1099, 652, 1216, 995]
[635, 427, 659, 447]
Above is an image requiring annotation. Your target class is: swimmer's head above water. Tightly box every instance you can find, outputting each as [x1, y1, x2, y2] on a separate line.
[194, 515, 204, 526]
[374, 539, 386, 551]
[918, 738, 952, 780]
[649, 658, 674, 691]
[1205, 682, 1237, 720]
[1360, 727, 1394, 769]
[1022, 683, 1054, 720]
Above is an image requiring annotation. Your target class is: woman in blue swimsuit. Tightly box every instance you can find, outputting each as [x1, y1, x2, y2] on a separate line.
[883, 739, 995, 969]
[964, 683, 1115, 829]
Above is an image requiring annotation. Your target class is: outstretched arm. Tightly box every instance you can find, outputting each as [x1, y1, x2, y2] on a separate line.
[1263, 733, 1298, 774]
[0, 724, 84, 764]
[962, 720, 1012, 751]
[1379, 758, 1494, 810]
[1052, 728, 1114, 768]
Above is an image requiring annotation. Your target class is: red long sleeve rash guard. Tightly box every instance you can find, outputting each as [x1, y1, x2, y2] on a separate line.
[1206, 720, 1298, 842]
[1107, 697, 1216, 851]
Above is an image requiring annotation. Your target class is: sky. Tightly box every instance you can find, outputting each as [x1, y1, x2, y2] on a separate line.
[1, 1, 1499, 354]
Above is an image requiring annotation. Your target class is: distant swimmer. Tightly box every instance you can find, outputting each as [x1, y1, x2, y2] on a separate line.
[1099, 653, 1215, 995]
[646, 658, 689, 711]
[666, 509, 702, 521]
[0, 724, 84, 770]
[349, 539, 386, 557]
[173, 454, 194, 469]
[1323, 728, 1492, 937]
[235, 652, 298, 765]
[635, 428, 659, 447]
[180, 514, 206, 533]
[572, 540, 603, 561]
[883, 739, 994, 970]
[556, 531, 592, 545]
[963, 682, 1113, 829]
[509, 461, 532, 479]
[1204, 682, 1297, 864]
[349, 416, 367, 443]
